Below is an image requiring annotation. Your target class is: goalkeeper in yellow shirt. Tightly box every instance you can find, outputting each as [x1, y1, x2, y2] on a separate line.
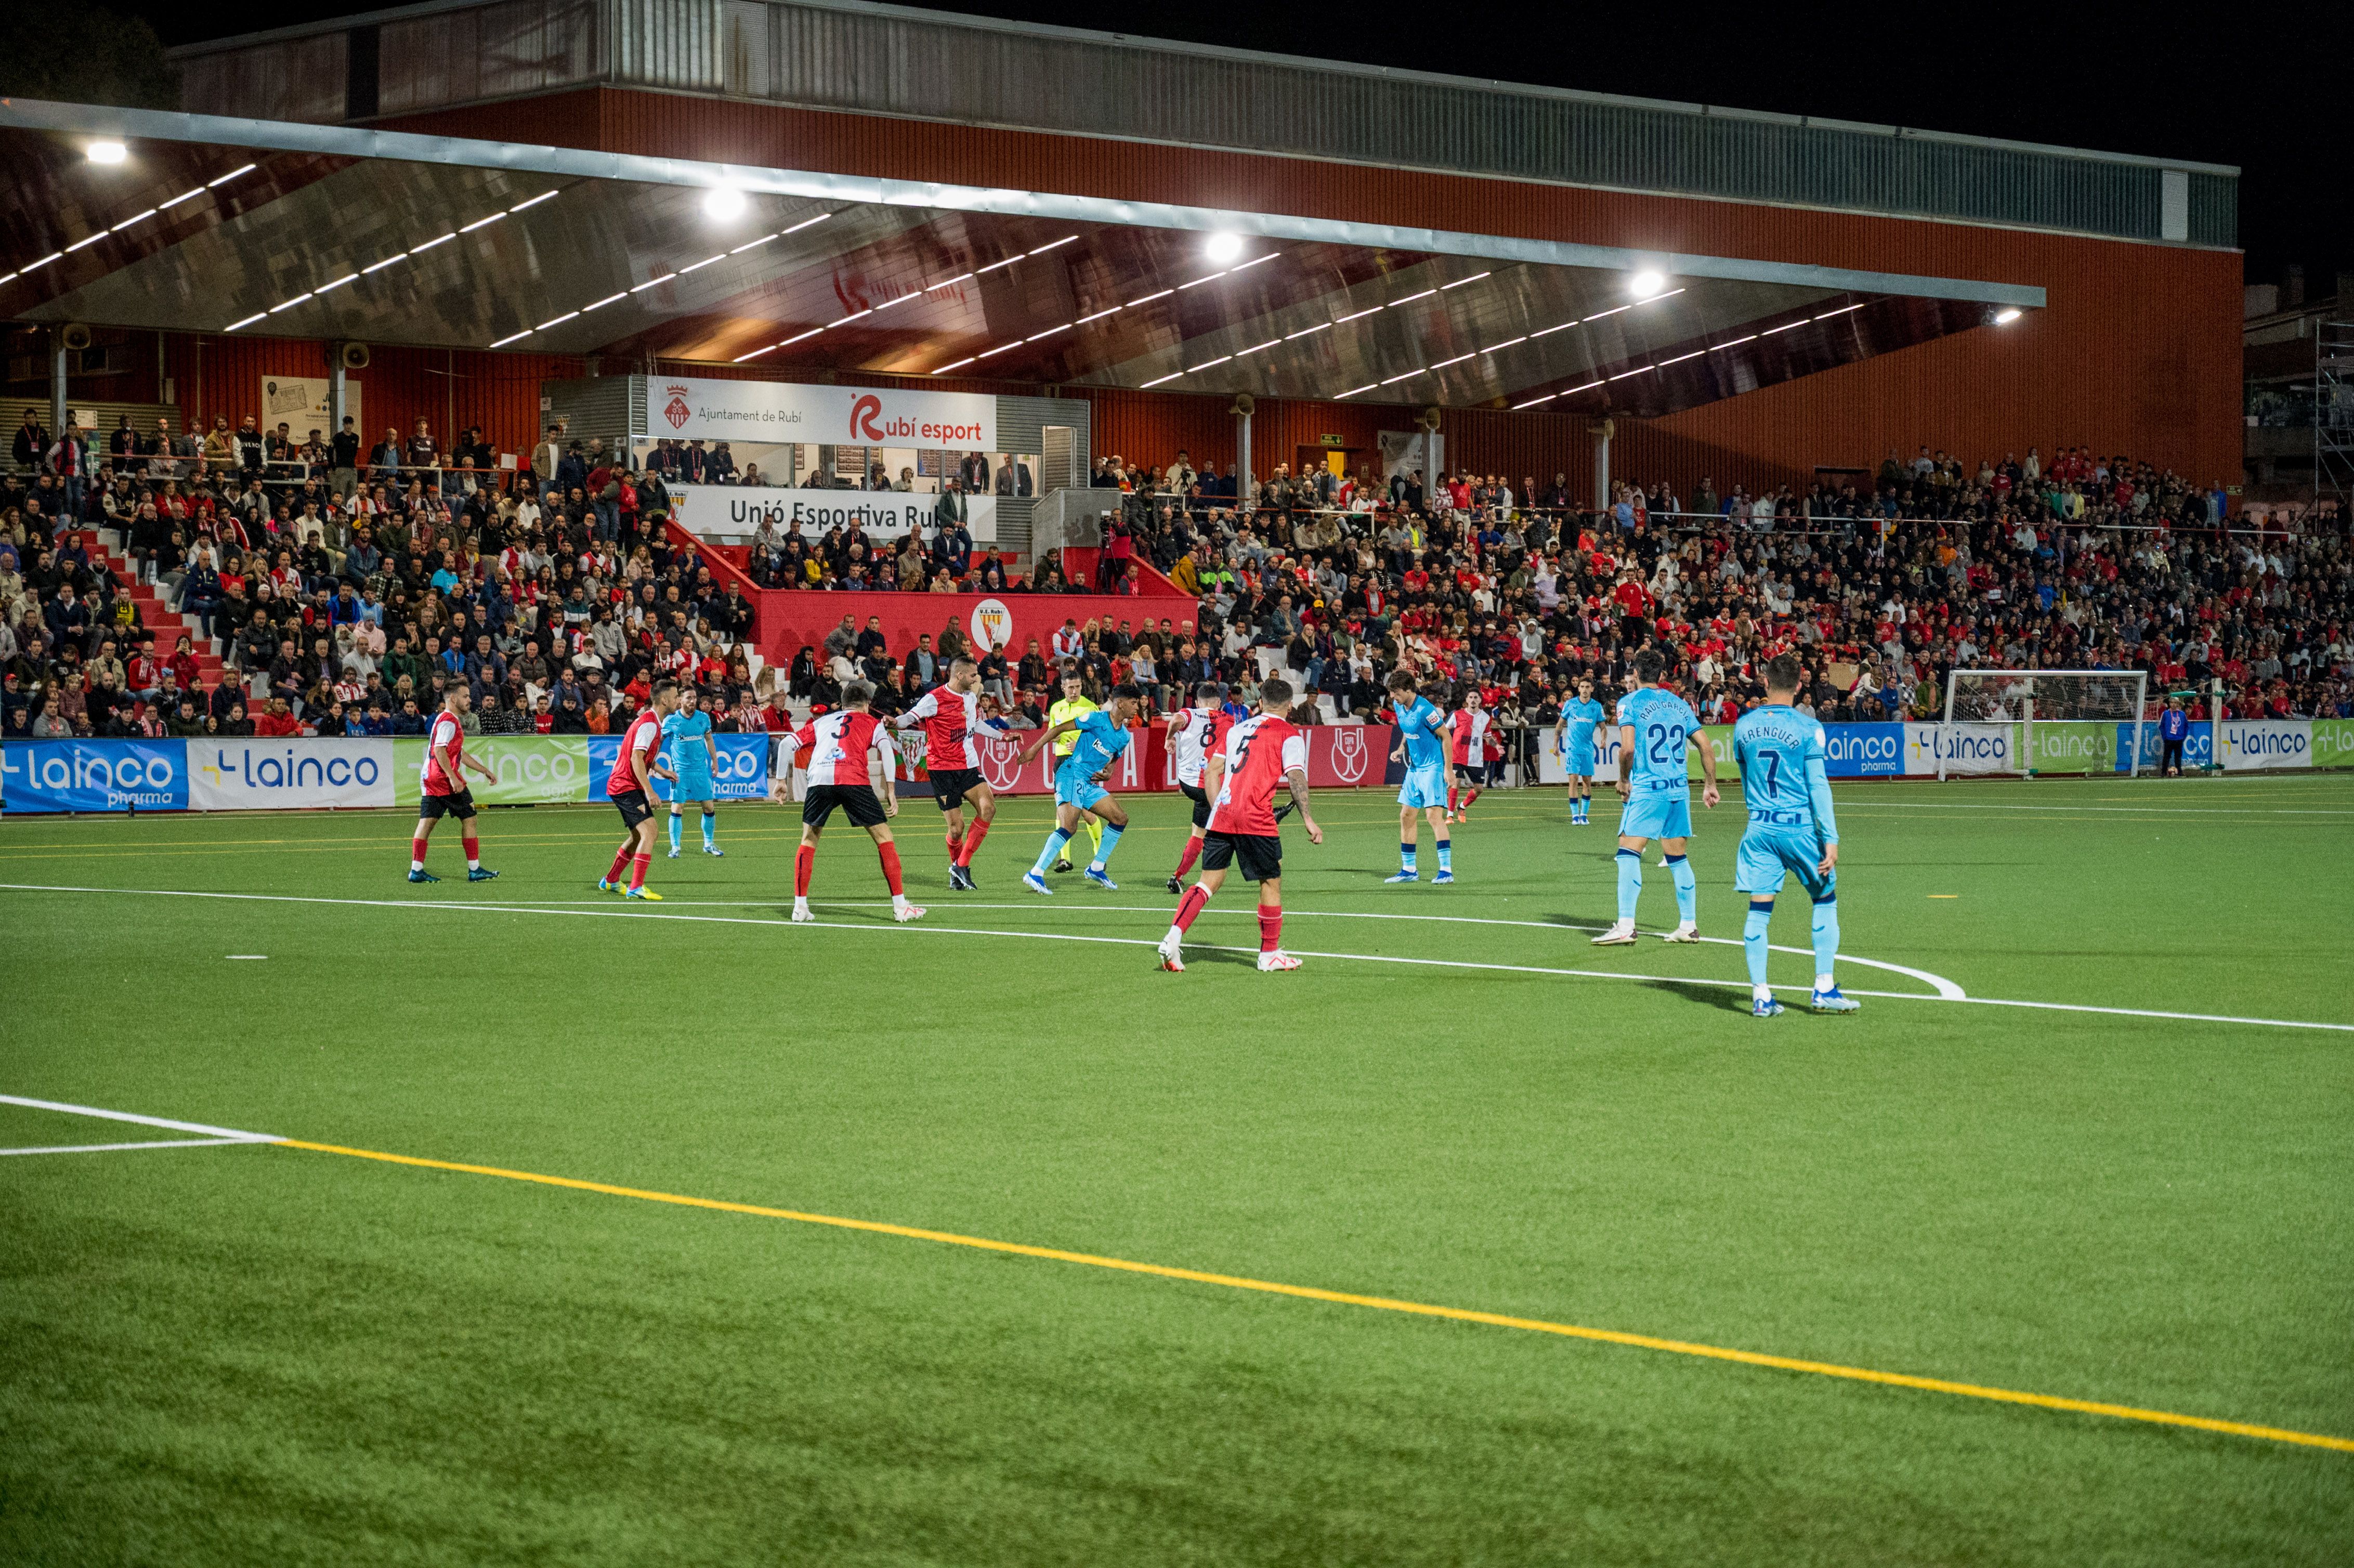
[1045, 664, 1101, 872]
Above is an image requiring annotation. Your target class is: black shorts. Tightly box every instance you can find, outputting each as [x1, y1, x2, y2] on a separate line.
[1180, 780, 1211, 829]
[805, 783, 887, 829]
[1201, 830, 1283, 882]
[420, 787, 476, 821]
[931, 768, 986, 813]
[611, 788, 654, 830]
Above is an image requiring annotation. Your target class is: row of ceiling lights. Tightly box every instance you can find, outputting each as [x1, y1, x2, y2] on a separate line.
[1319, 277, 1691, 401]
[496, 206, 835, 350]
[927, 245, 1277, 375]
[735, 233, 1098, 366]
[224, 188, 565, 333]
[2, 151, 258, 290]
[1507, 298, 1866, 409]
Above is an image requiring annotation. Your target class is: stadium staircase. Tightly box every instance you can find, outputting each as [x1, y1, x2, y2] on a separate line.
[74, 529, 229, 690]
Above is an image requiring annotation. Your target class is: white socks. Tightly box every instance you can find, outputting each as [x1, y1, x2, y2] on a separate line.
[1815, 973, 1835, 992]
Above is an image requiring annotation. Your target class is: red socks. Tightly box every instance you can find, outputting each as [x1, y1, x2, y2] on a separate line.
[628, 853, 650, 892]
[1446, 785, 1459, 813]
[461, 833, 479, 865]
[411, 834, 429, 865]
[1173, 835, 1202, 877]
[1463, 788, 1481, 811]
[794, 844, 814, 898]
[879, 843, 905, 895]
[1259, 908, 1283, 952]
[956, 820, 989, 866]
[945, 829, 963, 861]
[606, 844, 632, 882]
[1172, 884, 1210, 933]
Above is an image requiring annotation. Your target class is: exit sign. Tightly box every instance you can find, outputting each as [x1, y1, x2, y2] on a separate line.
[1318, 434, 1344, 447]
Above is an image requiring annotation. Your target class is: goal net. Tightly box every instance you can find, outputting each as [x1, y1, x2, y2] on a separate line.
[1939, 669, 2150, 778]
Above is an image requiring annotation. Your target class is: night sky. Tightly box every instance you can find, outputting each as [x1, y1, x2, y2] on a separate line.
[129, 0, 2349, 293]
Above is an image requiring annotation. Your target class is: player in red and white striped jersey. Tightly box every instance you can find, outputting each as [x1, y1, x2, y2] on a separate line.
[598, 680, 680, 899]
[893, 657, 998, 892]
[769, 678, 923, 923]
[1446, 690, 1492, 820]
[1163, 682, 1233, 893]
[408, 685, 501, 883]
[1159, 677, 1323, 974]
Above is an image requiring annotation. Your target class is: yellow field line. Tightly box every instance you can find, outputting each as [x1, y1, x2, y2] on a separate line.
[275, 1137, 2352, 1456]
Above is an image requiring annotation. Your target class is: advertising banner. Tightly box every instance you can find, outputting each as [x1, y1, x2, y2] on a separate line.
[648, 377, 995, 450]
[2027, 720, 2118, 776]
[260, 374, 360, 447]
[671, 485, 997, 544]
[1822, 723, 1905, 778]
[587, 733, 774, 802]
[191, 738, 395, 811]
[394, 736, 593, 806]
[1904, 722, 2016, 776]
[2218, 720, 2311, 772]
[2, 739, 188, 813]
[2311, 718, 2354, 769]
[2124, 721, 2211, 771]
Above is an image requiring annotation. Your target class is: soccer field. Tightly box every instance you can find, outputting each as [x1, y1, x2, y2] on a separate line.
[3, 776, 2350, 1564]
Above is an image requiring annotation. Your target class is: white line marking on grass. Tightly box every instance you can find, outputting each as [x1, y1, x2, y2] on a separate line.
[1841, 801, 2354, 817]
[0, 1092, 282, 1142]
[226, 953, 267, 960]
[0, 1137, 261, 1157]
[7, 884, 2347, 1033]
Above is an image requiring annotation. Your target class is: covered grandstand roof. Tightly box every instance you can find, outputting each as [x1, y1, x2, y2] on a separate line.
[0, 98, 2041, 419]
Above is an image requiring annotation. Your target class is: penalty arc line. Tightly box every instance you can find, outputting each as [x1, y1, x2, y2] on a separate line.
[266, 1134, 2354, 1456]
[4, 884, 2350, 1031]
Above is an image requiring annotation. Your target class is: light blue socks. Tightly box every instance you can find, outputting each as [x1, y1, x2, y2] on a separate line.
[1615, 849, 1642, 921]
[1091, 825, 1124, 869]
[1745, 900, 1774, 988]
[1033, 828, 1072, 876]
[1812, 899, 1840, 985]
[1666, 853, 1696, 925]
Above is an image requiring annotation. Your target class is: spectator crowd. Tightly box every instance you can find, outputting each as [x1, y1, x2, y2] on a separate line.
[6, 400, 2349, 771]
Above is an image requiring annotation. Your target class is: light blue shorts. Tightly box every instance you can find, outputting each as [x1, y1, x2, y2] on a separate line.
[668, 772, 714, 804]
[1398, 764, 1448, 811]
[1617, 788, 1693, 841]
[1054, 766, 1108, 812]
[1737, 823, 1834, 901]
[1564, 745, 1597, 777]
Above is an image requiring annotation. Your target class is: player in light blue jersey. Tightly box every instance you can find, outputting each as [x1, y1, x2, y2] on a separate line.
[1383, 669, 1455, 884]
[1014, 685, 1142, 893]
[661, 690, 722, 858]
[1552, 677, 1607, 827]
[1732, 655, 1858, 1016]
[1594, 648, 1718, 945]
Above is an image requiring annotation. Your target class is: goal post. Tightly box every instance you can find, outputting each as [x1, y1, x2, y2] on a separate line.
[1940, 670, 2150, 779]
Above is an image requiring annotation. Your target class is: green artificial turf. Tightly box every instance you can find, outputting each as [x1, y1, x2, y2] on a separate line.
[2, 775, 2350, 1565]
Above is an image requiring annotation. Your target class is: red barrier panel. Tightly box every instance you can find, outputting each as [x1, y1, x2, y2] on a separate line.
[943, 725, 1384, 796]
[760, 591, 1200, 669]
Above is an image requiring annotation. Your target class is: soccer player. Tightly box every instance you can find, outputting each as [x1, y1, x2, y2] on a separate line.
[896, 657, 997, 891]
[769, 678, 924, 924]
[662, 688, 722, 858]
[598, 681, 680, 899]
[1044, 665, 1101, 872]
[1015, 683, 1142, 894]
[1165, 681, 1233, 894]
[1732, 655, 1859, 1016]
[1592, 648, 1719, 945]
[1446, 689, 1492, 820]
[1384, 670, 1454, 884]
[1158, 676, 1324, 973]
[409, 685, 500, 883]
[1553, 677, 1607, 826]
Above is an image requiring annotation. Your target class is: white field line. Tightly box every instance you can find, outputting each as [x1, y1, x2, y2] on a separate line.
[1838, 801, 2354, 817]
[0, 1092, 281, 1142]
[464, 898, 1965, 1000]
[0, 1136, 260, 1157]
[5, 884, 2349, 1033]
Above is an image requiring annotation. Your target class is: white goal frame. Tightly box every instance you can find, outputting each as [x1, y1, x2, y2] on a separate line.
[1940, 669, 2149, 779]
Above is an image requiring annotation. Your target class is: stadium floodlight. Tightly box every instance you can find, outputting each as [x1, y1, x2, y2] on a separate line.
[1629, 269, 1666, 297]
[702, 186, 747, 221]
[1994, 307, 2023, 324]
[1941, 669, 2149, 780]
[86, 141, 127, 164]
[1204, 231, 1245, 265]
